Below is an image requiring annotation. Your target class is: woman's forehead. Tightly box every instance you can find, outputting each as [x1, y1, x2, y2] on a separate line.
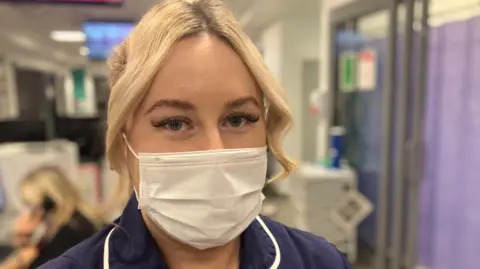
[144, 34, 261, 108]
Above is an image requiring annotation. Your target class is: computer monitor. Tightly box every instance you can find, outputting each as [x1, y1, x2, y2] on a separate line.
[54, 117, 105, 162]
[83, 20, 135, 61]
[0, 120, 47, 143]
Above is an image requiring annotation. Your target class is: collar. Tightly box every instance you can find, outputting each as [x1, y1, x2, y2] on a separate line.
[109, 194, 278, 269]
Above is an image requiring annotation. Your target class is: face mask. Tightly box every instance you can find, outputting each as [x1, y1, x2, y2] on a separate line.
[122, 134, 268, 250]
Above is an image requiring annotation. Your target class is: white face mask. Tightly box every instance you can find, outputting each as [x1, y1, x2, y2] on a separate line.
[123, 134, 268, 250]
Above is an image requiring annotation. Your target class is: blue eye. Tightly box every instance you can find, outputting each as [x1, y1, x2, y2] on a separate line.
[165, 120, 184, 131]
[225, 113, 260, 128]
[228, 116, 246, 127]
[151, 117, 191, 131]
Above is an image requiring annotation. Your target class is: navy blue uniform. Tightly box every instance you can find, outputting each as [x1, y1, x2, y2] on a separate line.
[39, 195, 351, 269]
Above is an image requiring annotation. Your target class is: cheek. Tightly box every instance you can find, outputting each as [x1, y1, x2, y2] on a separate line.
[128, 113, 172, 153]
[253, 120, 268, 145]
[224, 120, 267, 148]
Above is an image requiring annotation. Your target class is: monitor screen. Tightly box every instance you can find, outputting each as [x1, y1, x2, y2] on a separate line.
[0, 0, 123, 4]
[83, 21, 135, 61]
[54, 116, 106, 162]
[0, 120, 47, 143]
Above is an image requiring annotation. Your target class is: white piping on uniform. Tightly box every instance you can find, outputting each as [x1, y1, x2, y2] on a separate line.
[103, 227, 116, 269]
[256, 216, 281, 269]
[103, 218, 281, 269]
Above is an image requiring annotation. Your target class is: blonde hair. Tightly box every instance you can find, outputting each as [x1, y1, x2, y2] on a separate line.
[105, 0, 296, 208]
[19, 166, 102, 234]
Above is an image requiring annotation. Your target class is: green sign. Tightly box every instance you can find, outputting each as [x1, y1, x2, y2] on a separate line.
[339, 52, 356, 92]
[71, 69, 87, 114]
[72, 69, 86, 100]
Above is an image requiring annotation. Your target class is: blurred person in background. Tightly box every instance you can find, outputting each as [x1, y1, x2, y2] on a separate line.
[39, 0, 351, 268]
[0, 166, 101, 269]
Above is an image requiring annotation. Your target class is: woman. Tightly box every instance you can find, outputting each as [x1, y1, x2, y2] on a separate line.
[0, 166, 101, 269]
[39, 0, 351, 268]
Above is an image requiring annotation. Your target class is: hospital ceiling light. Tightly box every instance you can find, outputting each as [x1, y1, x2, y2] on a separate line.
[50, 30, 86, 43]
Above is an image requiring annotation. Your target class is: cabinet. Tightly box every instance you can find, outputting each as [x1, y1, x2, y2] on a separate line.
[293, 164, 358, 263]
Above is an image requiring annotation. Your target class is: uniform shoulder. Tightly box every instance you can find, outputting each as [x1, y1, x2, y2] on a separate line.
[36, 255, 81, 269]
[38, 225, 110, 269]
[260, 216, 351, 269]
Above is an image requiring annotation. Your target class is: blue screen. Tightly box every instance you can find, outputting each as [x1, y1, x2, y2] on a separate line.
[83, 21, 135, 61]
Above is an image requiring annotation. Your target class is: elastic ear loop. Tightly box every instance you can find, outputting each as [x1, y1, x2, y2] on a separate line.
[121, 133, 139, 159]
[121, 133, 141, 207]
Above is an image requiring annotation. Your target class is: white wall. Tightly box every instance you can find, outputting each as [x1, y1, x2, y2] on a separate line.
[429, 0, 480, 26]
[259, 6, 320, 193]
[261, 22, 284, 80]
[282, 13, 320, 161]
[261, 10, 320, 162]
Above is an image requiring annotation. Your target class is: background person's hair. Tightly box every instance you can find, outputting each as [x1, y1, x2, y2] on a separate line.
[19, 166, 103, 235]
[105, 0, 296, 211]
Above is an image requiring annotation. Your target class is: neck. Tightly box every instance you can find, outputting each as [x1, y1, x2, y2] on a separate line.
[143, 213, 241, 269]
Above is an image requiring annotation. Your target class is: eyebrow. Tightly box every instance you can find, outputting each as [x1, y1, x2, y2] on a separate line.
[146, 99, 196, 114]
[225, 96, 261, 109]
[146, 96, 261, 114]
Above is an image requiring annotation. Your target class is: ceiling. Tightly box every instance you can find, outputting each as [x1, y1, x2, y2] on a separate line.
[0, 0, 295, 72]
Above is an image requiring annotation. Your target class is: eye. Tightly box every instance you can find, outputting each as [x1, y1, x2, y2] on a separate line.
[223, 113, 260, 128]
[151, 117, 192, 132]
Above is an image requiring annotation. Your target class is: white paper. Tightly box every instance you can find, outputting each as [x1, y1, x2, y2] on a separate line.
[357, 49, 377, 91]
[330, 189, 373, 233]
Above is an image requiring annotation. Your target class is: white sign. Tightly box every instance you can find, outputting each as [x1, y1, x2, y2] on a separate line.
[330, 189, 373, 233]
[356, 49, 377, 91]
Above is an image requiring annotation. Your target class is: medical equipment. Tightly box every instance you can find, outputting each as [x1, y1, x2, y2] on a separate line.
[293, 164, 366, 263]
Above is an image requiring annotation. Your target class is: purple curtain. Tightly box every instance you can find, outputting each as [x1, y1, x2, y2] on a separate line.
[418, 17, 480, 269]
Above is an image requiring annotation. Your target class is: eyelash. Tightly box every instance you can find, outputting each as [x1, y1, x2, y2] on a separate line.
[150, 113, 260, 130]
[151, 116, 192, 129]
[225, 112, 260, 125]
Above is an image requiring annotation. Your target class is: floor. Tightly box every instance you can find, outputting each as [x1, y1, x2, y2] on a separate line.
[352, 241, 374, 269]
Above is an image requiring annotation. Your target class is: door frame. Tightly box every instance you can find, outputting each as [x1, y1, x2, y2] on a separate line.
[328, 3, 398, 267]
[326, 0, 430, 269]
[330, 0, 388, 24]
[327, 0, 391, 130]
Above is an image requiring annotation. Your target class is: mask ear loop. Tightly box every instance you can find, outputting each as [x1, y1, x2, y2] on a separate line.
[121, 133, 141, 207]
[121, 133, 139, 159]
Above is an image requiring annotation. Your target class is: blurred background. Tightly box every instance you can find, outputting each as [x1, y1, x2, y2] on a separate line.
[0, 0, 477, 269]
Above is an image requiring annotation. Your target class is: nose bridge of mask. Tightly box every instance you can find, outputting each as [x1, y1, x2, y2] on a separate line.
[122, 133, 140, 159]
[139, 148, 267, 166]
